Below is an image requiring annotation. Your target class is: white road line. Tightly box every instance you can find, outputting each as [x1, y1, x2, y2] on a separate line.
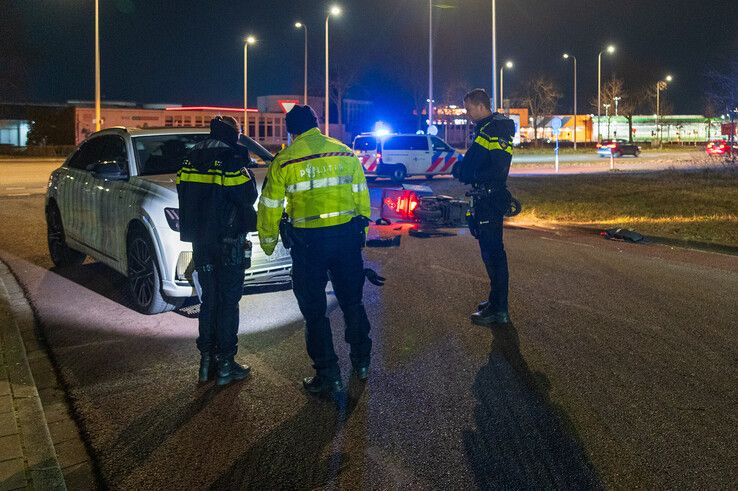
[7, 193, 31, 197]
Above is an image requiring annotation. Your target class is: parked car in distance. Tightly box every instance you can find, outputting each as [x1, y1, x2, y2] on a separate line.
[705, 139, 737, 156]
[596, 139, 641, 158]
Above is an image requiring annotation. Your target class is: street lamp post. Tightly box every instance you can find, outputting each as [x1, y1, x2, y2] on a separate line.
[499, 60, 513, 113]
[243, 36, 256, 137]
[428, 0, 433, 133]
[324, 6, 342, 136]
[614, 96, 621, 117]
[656, 74, 673, 147]
[563, 53, 577, 149]
[295, 22, 308, 105]
[491, 0, 497, 110]
[94, 0, 101, 131]
[597, 44, 615, 142]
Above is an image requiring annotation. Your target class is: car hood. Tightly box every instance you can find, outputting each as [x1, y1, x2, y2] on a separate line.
[134, 168, 268, 201]
[136, 173, 177, 192]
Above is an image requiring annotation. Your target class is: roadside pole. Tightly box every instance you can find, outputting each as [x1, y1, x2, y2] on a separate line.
[551, 117, 562, 173]
[610, 149, 615, 171]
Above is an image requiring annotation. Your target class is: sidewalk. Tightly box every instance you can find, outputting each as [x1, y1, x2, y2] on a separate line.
[0, 261, 96, 490]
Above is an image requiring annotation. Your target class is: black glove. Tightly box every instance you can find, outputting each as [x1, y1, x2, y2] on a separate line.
[364, 268, 385, 286]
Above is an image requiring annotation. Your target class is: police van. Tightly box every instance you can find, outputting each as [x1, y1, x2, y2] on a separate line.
[353, 133, 464, 182]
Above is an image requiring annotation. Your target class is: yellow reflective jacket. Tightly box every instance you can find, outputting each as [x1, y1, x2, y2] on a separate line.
[257, 127, 371, 255]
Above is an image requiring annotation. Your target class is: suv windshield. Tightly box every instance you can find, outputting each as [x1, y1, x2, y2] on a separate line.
[133, 133, 209, 175]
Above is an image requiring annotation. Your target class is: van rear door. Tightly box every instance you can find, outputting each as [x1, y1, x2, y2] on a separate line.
[353, 135, 380, 174]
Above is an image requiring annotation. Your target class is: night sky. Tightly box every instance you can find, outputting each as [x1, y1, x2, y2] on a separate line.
[3, 0, 738, 129]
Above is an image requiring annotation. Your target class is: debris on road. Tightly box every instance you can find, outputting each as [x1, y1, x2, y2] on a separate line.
[364, 268, 386, 286]
[409, 229, 458, 238]
[601, 228, 647, 243]
[366, 236, 401, 248]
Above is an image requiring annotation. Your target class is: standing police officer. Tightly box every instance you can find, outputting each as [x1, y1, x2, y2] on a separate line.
[453, 89, 516, 326]
[257, 105, 372, 397]
[177, 116, 257, 386]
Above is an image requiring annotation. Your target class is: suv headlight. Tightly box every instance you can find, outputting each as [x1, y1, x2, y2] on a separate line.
[164, 208, 180, 232]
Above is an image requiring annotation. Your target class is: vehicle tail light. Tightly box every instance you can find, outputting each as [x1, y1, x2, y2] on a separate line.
[607, 144, 617, 148]
[596, 143, 602, 148]
[381, 189, 419, 220]
[164, 208, 180, 232]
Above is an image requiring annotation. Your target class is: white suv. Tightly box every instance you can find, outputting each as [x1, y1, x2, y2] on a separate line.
[45, 127, 291, 314]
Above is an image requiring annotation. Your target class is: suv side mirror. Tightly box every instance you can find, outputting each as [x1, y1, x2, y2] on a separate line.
[90, 160, 128, 181]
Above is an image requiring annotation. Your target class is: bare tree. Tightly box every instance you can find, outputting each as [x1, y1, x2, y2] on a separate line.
[329, 62, 360, 128]
[520, 76, 560, 146]
[705, 60, 738, 115]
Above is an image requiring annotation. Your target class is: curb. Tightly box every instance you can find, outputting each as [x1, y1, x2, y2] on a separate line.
[0, 260, 67, 490]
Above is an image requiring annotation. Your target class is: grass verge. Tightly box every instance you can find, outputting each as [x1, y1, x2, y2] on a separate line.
[507, 167, 738, 247]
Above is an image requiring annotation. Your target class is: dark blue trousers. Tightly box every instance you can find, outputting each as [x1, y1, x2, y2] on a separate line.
[290, 222, 372, 381]
[477, 213, 509, 312]
[193, 243, 245, 358]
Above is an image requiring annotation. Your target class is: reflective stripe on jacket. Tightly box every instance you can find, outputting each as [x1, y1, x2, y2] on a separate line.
[176, 138, 257, 244]
[257, 127, 371, 254]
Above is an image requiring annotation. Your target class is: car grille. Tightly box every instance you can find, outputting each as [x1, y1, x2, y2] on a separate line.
[175, 250, 292, 285]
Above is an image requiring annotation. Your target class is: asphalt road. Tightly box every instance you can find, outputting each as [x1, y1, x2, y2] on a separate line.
[0, 180, 736, 489]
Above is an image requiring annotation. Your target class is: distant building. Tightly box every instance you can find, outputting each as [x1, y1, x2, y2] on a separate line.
[0, 101, 289, 147]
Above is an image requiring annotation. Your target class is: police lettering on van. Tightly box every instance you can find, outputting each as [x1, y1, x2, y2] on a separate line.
[353, 133, 464, 183]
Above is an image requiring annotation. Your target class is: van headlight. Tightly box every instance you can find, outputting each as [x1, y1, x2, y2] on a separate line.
[164, 208, 180, 232]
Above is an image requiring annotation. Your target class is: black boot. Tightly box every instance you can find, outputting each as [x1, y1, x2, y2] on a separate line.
[216, 357, 251, 386]
[198, 353, 216, 383]
[477, 300, 490, 312]
[471, 305, 510, 326]
[352, 363, 370, 381]
[303, 375, 345, 395]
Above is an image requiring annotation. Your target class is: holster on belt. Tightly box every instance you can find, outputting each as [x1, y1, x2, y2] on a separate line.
[279, 212, 305, 249]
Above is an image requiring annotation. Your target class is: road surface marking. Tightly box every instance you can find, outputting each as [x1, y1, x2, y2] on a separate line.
[7, 193, 31, 197]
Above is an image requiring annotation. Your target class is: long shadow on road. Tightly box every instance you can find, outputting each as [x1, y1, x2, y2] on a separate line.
[464, 322, 601, 489]
[209, 379, 366, 490]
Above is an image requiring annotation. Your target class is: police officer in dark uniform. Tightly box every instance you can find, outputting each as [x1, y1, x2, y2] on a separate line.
[176, 116, 257, 385]
[453, 89, 516, 326]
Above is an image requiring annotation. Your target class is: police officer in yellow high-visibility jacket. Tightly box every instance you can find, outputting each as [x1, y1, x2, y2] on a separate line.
[258, 105, 372, 396]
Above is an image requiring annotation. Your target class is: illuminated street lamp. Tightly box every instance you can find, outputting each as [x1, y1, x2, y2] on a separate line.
[656, 74, 673, 147]
[499, 60, 513, 113]
[613, 96, 621, 117]
[243, 35, 256, 137]
[563, 53, 578, 149]
[94, 0, 101, 131]
[294, 22, 308, 104]
[597, 44, 616, 142]
[325, 5, 342, 136]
